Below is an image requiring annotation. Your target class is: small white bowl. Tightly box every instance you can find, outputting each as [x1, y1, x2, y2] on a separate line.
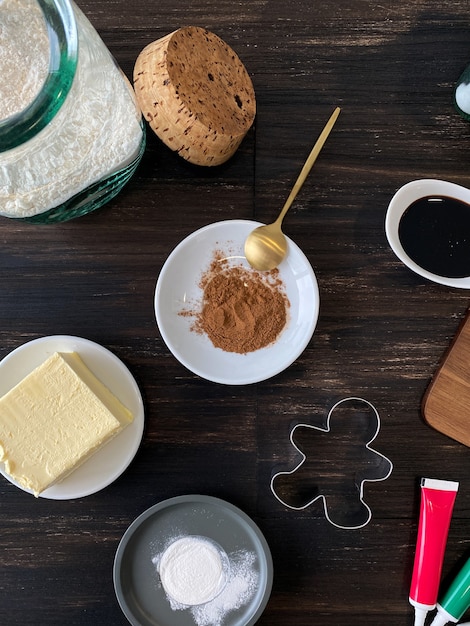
[155, 220, 320, 385]
[385, 179, 470, 288]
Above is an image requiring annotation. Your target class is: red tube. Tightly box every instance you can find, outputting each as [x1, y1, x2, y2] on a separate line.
[409, 478, 459, 626]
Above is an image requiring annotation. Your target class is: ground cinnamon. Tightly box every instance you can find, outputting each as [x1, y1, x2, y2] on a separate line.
[180, 250, 290, 354]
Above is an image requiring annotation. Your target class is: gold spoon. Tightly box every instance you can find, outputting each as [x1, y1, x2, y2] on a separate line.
[244, 106, 341, 271]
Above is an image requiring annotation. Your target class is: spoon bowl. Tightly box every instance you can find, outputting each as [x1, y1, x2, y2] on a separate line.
[244, 221, 287, 271]
[244, 106, 340, 271]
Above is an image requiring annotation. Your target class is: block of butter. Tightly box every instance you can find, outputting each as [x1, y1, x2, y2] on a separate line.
[0, 351, 134, 496]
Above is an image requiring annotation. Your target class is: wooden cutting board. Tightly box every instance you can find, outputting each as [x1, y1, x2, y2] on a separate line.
[423, 308, 470, 446]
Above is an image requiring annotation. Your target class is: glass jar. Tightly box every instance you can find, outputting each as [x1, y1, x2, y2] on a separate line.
[0, 0, 145, 223]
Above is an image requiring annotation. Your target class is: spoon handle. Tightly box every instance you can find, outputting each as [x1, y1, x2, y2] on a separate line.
[276, 106, 341, 225]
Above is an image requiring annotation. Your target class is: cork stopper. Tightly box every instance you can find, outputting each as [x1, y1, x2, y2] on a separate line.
[133, 26, 256, 166]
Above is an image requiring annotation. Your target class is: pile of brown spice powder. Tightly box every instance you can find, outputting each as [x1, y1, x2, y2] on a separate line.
[180, 250, 290, 354]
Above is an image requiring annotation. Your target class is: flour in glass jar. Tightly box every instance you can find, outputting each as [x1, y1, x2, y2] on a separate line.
[0, 0, 143, 218]
[0, 0, 49, 119]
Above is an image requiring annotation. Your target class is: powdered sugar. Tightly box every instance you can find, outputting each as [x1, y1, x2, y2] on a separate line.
[158, 536, 227, 606]
[190, 550, 258, 626]
[152, 535, 259, 626]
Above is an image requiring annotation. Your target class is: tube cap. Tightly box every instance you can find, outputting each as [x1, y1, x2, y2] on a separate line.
[414, 607, 428, 626]
[430, 612, 449, 626]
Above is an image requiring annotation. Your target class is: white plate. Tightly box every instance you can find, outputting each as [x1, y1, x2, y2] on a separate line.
[154, 220, 320, 385]
[0, 335, 145, 499]
[385, 179, 470, 288]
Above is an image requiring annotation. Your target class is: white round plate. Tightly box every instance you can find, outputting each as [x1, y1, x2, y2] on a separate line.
[385, 179, 470, 288]
[0, 335, 145, 499]
[155, 220, 320, 385]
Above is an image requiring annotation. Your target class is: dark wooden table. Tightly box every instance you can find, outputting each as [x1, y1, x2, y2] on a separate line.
[2, 1, 470, 624]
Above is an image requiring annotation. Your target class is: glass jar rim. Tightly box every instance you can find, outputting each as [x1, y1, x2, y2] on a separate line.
[0, 0, 78, 152]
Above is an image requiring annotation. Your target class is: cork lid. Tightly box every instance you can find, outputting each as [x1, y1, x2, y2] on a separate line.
[133, 26, 256, 166]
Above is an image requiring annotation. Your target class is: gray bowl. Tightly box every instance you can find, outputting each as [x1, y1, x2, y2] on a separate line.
[113, 495, 273, 626]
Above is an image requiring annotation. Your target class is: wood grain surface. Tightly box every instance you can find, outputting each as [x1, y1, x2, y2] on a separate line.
[2, 1, 470, 625]
[423, 310, 470, 447]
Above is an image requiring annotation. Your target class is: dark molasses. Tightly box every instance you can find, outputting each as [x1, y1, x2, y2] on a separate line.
[398, 196, 470, 279]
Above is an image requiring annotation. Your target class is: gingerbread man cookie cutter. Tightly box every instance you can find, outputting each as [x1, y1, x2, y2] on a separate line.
[270, 397, 393, 529]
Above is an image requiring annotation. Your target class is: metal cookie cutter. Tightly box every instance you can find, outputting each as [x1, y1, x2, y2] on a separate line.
[270, 397, 393, 529]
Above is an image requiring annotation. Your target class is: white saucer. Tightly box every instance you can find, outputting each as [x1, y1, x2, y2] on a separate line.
[0, 335, 145, 499]
[385, 179, 470, 288]
[155, 220, 320, 385]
